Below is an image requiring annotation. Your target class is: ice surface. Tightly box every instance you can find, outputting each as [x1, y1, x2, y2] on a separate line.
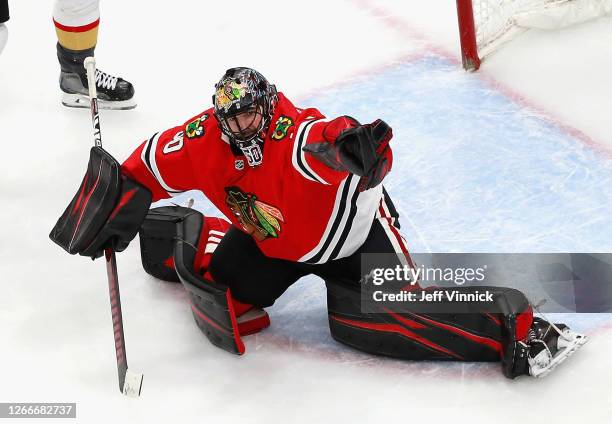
[1, 1, 611, 423]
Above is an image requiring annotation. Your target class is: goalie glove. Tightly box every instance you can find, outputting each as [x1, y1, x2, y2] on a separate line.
[302, 117, 393, 191]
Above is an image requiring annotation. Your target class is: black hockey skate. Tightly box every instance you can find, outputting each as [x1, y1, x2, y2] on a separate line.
[60, 68, 136, 110]
[57, 43, 136, 110]
[519, 317, 588, 378]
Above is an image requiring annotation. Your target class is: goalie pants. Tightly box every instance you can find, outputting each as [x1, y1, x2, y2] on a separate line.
[209, 217, 534, 363]
[210, 216, 410, 308]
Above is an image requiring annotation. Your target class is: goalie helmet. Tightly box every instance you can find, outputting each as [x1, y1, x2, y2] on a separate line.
[213, 67, 278, 166]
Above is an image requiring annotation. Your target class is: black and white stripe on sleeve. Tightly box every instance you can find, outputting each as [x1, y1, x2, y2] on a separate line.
[299, 176, 383, 264]
[291, 118, 332, 185]
[140, 132, 184, 196]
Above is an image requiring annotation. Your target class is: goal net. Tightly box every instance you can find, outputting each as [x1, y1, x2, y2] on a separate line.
[457, 0, 612, 70]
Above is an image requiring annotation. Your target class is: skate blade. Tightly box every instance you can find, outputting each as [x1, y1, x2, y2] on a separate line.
[62, 93, 137, 110]
[530, 333, 588, 378]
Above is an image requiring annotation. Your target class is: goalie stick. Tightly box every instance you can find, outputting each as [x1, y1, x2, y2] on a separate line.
[84, 57, 143, 397]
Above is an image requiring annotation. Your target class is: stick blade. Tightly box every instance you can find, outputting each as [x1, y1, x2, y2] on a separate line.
[122, 369, 143, 397]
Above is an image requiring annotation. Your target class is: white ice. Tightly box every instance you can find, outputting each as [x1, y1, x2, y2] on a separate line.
[1, 1, 611, 423]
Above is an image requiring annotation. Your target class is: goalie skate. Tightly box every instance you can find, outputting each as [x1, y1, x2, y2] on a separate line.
[527, 322, 588, 378]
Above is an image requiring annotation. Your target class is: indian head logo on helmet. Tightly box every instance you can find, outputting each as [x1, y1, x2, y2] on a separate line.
[212, 67, 278, 167]
[214, 80, 249, 113]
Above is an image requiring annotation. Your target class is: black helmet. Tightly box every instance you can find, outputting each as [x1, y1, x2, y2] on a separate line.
[213, 67, 278, 165]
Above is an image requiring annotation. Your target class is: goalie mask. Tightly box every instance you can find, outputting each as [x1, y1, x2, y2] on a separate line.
[213, 67, 278, 167]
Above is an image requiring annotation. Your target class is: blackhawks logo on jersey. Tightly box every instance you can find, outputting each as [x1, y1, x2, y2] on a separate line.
[185, 114, 208, 139]
[225, 187, 285, 242]
[271, 116, 293, 141]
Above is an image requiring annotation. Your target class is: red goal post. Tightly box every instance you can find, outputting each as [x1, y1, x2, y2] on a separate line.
[456, 0, 612, 70]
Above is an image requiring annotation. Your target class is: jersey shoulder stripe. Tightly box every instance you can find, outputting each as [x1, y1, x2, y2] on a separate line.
[140, 132, 184, 196]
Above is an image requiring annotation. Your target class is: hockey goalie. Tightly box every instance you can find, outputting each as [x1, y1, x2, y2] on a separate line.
[51, 67, 587, 379]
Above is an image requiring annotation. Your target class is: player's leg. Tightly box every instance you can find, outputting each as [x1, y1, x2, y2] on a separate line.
[53, 0, 136, 109]
[315, 219, 506, 361]
[209, 225, 310, 308]
[0, 0, 8, 56]
[139, 206, 270, 337]
[139, 206, 184, 283]
[319, 198, 585, 378]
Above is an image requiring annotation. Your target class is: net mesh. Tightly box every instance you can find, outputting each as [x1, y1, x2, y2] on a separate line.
[473, 0, 574, 58]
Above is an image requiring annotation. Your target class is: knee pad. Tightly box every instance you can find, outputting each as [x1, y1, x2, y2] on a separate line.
[173, 211, 268, 355]
[139, 206, 231, 282]
[140, 207, 268, 341]
[139, 206, 193, 282]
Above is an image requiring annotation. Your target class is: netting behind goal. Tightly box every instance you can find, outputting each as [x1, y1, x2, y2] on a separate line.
[457, 0, 612, 70]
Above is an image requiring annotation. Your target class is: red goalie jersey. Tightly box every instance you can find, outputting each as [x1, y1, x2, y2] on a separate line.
[122, 93, 394, 263]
